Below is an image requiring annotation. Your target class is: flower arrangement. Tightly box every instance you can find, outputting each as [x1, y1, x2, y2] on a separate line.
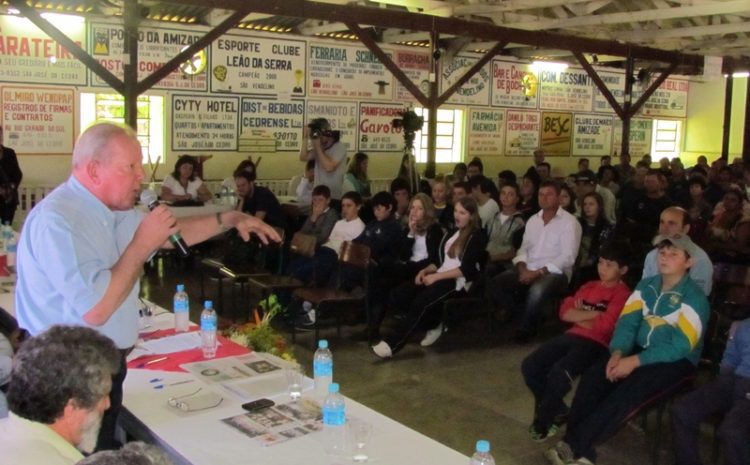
[222, 299, 295, 362]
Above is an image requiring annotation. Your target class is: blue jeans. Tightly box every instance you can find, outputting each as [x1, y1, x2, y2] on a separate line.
[489, 269, 568, 334]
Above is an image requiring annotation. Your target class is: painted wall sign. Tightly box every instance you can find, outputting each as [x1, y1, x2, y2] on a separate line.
[572, 114, 614, 156]
[592, 71, 625, 114]
[505, 110, 540, 156]
[90, 23, 207, 91]
[240, 98, 305, 152]
[539, 68, 594, 112]
[0, 16, 86, 85]
[210, 34, 306, 97]
[613, 118, 653, 156]
[441, 55, 491, 106]
[394, 49, 431, 103]
[357, 102, 404, 152]
[541, 111, 573, 157]
[491, 60, 537, 109]
[171, 94, 239, 151]
[1, 85, 75, 153]
[308, 43, 393, 100]
[638, 78, 689, 118]
[305, 100, 358, 152]
[468, 108, 505, 156]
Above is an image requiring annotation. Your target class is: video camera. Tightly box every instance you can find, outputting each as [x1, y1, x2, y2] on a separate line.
[308, 117, 341, 140]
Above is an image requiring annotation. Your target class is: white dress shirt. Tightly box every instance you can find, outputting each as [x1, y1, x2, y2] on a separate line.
[513, 206, 582, 279]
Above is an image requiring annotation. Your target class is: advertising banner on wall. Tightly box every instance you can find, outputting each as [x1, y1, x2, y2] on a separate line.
[468, 109, 505, 156]
[637, 78, 688, 118]
[541, 111, 573, 157]
[0, 15, 86, 85]
[171, 94, 239, 151]
[90, 23, 207, 91]
[305, 100, 358, 151]
[210, 34, 306, 97]
[491, 60, 537, 109]
[240, 98, 305, 152]
[1, 85, 75, 153]
[357, 102, 404, 152]
[505, 110, 540, 156]
[572, 114, 614, 156]
[308, 43, 393, 100]
[539, 68, 594, 112]
[441, 55, 491, 106]
[613, 118, 653, 156]
[394, 49, 431, 103]
[592, 71, 625, 114]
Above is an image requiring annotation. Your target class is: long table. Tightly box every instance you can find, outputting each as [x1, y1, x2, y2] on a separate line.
[122, 314, 468, 465]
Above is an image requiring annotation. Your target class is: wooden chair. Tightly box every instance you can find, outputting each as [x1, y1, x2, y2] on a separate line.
[291, 241, 371, 347]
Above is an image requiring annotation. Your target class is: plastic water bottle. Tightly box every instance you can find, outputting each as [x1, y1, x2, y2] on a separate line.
[1, 222, 11, 252]
[200, 300, 217, 358]
[469, 440, 495, 465]
[313, 339, 333, 398]
[173, 284, 190, 332]
[322, 382, 346, 456]
[5, 231, 17, 268]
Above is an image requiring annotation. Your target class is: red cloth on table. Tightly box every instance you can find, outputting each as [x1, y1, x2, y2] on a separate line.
[127, 328, 250, 373]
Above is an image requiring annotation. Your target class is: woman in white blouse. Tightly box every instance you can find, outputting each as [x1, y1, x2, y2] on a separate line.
[160, 155, 212, 203]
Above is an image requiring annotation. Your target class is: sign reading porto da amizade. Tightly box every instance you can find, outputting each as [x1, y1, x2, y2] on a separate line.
[441, 55, 491, 106]
[171, 94, 239, 151]
[1, 85, 75, 154]
[613, 118, 653, 156]
[468, 109, 505, 156]
[210, 34, 306, 97]
[539, 68, 594, 112]
[572, 114, 614, 156]
[357, 102, 404, 152]
[308, 43, 393, 100]
[90, 22, 207, 91]
[394, 49, 431, 103]
[0, 15, 86, 85]
[505, 110, 540, 157]
[540, 111, 572, 157]
[491, 60, 537, 109]
[240, 98, 305, 152]
[305, 100, 358, 152]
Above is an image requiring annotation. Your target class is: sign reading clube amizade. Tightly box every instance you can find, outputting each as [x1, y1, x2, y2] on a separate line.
[442, 55, 491, 106]
[210, 34, 306, 96]
[171, 95, 239, 151]
[240, 98, 305, 151]
[308, 43, 394, 100]
[572, 114, 613, 156]
[0, 15, 86, 85]
[90, 22, 207, 90]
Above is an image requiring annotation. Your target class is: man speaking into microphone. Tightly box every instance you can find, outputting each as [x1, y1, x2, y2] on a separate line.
[15, 122, 280, 451]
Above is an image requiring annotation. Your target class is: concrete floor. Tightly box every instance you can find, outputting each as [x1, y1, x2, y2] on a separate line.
[141, 255, 704, 465]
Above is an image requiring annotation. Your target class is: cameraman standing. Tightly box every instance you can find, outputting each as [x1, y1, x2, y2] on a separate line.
[299, 118, 346, 210]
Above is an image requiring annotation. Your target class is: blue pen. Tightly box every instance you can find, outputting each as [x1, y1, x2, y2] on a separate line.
[153, 385, 164, 390]
[149, 378, 164, 383]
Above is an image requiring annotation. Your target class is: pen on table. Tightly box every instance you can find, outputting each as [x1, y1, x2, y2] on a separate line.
[138, 356, 168, 367]
[168, 379, 195, 386]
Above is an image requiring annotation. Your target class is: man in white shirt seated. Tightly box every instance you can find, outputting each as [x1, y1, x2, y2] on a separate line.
[489, 180, 582, 343]
[0, 326, 120, 464]
[470, 175, 500, 233]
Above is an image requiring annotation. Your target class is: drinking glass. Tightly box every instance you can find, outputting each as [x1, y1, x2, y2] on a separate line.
[284, 363, 303, 402]
[348, 419, 372, 462]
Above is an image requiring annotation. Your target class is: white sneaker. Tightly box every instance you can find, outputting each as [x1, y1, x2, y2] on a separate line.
[371, 341, 392, 358]
[420, 323, 444, 347]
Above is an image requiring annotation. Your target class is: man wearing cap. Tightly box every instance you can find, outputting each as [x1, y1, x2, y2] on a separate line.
[574, 169, 616, 225]
[642, 206, 713, 296]
[544, 234, 709, 465]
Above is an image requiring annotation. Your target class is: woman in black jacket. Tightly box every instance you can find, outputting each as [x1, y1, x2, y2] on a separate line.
[371, 196, 487, 358]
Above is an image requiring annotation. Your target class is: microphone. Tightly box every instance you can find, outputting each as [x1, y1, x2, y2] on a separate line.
[139, 189, 190, 257]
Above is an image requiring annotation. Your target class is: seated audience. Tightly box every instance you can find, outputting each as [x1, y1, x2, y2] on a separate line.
[668, 158, 689, 205]
[620, 169, 674, 253]
[451, 181, 469, 206]
[534, 149, 546, 167]
[431, 177, 454, 231]
[490, 181, 582, 343]
[467, 157, 484, 179]
[599, 155, 611, 167]
[0, 332, 10, 418]
[683, 175, 712, 243]
[390, 177, 411, 225]
[78, 441, 174, 465]
[221, 159, 256, 192]
[671, 317, 750, 465]
[234, 169, 284, 228]
[522, 245, 630, 442]
[0, 326, 120, 463]
[705, 185, 750, 261]
[578, 158, 590, 172]
[396, 153, 420, 194]
[559, 184, 577, 215]
[536, 162, 552, 181]
[706, 165, 733, 206]
[614, 152, 636, 185]
[616, 160, 649, 220]
[597, 165, 619, 196]
[371, 197, 487, 358]
[544, 235, 709, 465]
[642, 207, 713, 296]
[446, 162, 468, 186]
[299, 185, 339, 247]
[160, 155, 212, 203]
[295, 159, 316, 214]
[498, 169, 517, 188]
[519, 170, 541, 220]
[470, 176, 500, 232]
[486, 183, 525, 276]
[574, 170, 616, 225]
[571, 192, 614, 288]
[342, 152, 371, 198]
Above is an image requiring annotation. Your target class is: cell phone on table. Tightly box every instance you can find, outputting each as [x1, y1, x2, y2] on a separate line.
[242, 398, 275, 412]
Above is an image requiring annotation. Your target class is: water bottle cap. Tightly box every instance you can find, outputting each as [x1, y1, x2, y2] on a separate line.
[476, 440, 490, 453]
[204, 300, 213, 309]
[176, 284, 185, 292]
[328, 383, 339, 393]
[318, 339, 328, 349]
